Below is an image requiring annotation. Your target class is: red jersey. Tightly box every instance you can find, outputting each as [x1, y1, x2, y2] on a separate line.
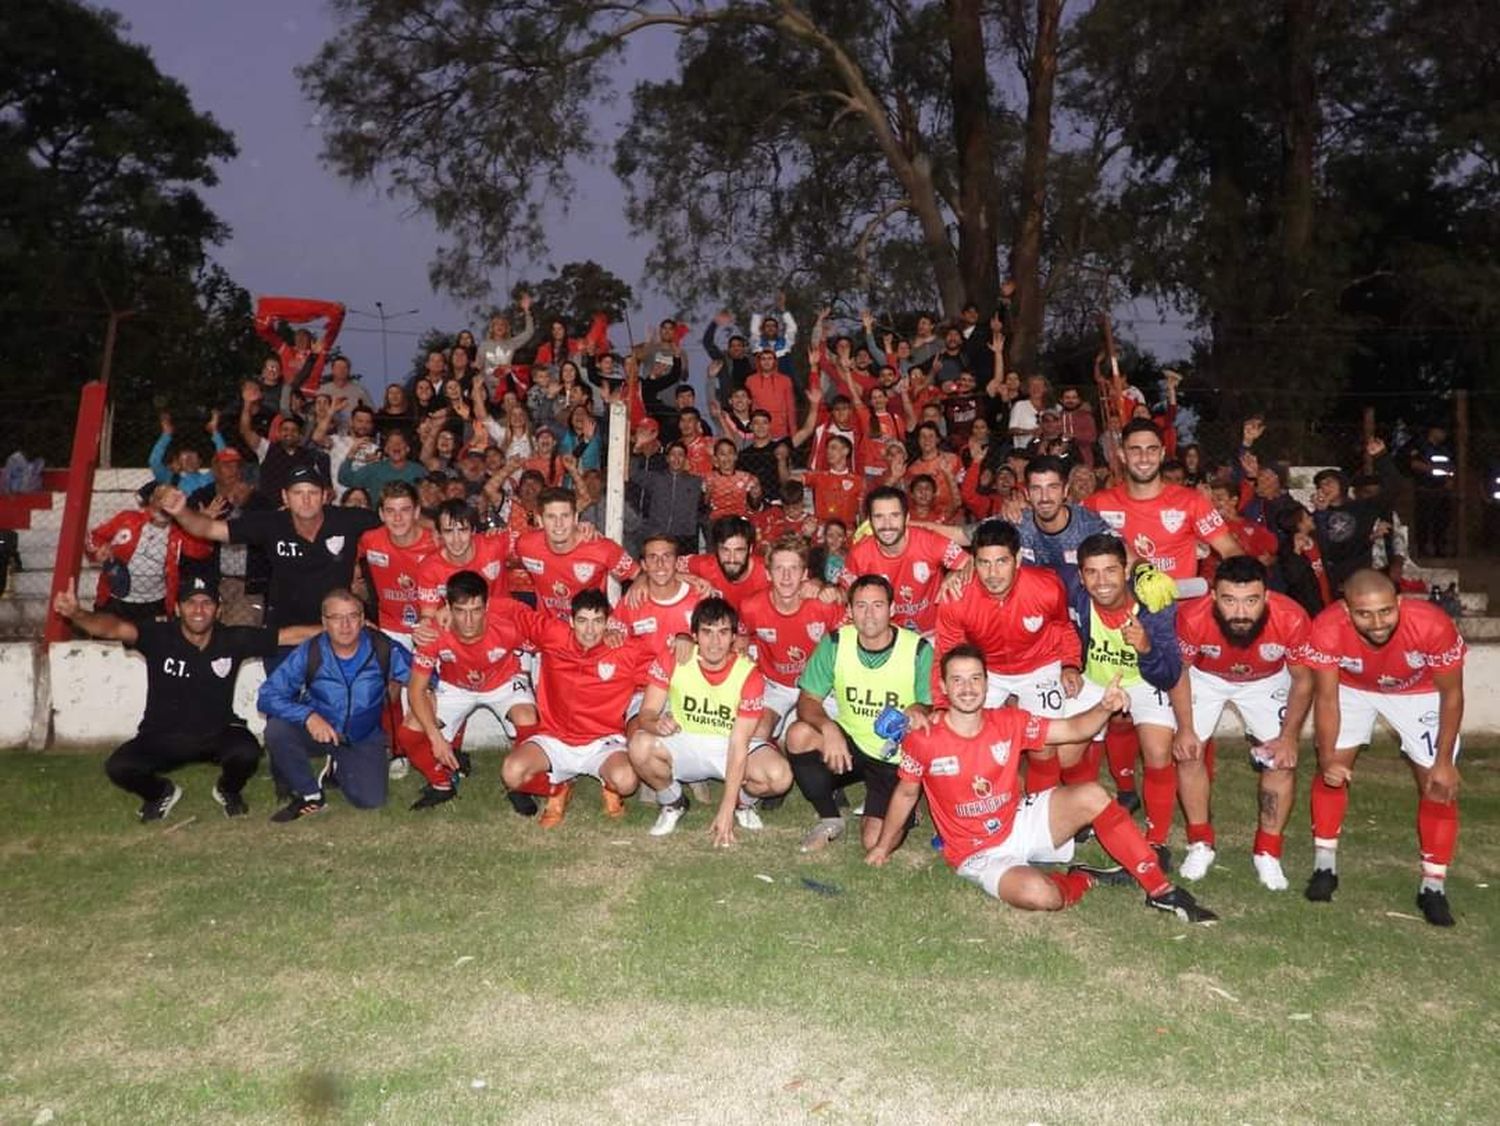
[515, 529, 637, 620]
[752, 507, 819, 547]
[417, 531, 513, 613]
[1177, 591, 1311, 683]
[682, 435, 714, 479]
[515, 610, 658, 742]
[412, 601, 528, 693]
[647, 650, 766, 722]
[934, 567, 1080, 682]
[1302, 597, 1466, 694]
[1200, 518, 1278, 584]
[683, 552, 772, 613]
[840, 527, 968, 634]
[609, 581, 701, 641]
[899, 707, 1053, 867]
[357, 525, 436, 633]
[803, 469, 863, 528]
[704, 469, 760, 519]
[739, 591, 846, 687]
[1085, 483, 1226, 581]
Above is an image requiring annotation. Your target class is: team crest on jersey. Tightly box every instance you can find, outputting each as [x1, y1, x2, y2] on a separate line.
[756, 627, 778, 643]
[1200, 644, 1221, 658]
[1259, 643, 1285, 661]
[325, 536, 345, 555]
[573, 562, 598, 583]
[209, 657, 233, 679]
[971, 775, 993, 798]
[486, 647, 507, 662]
[482, 562, 502, 580]
[913, 561, 931, 582]
[840, 478, 854, 491]
[990, 740, 1012, 765]
[1160, 509, 1186, 533]
[1404, 650, 1427, 669]
[1098, 509, 1126, 530]
[929, 755, 960, 776]
[112, 528, 132, 545]
[807, 622, 826, 641]
[597, 661, 616, 681]
[1133, 533, 1156, 559]
[1021, 616, 1043, 633]
[367, 550, 390, 567]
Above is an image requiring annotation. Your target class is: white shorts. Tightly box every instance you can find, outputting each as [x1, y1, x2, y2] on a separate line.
[762, 680, 801, 737]
[955, 790, 1074, 897]
[985, 661, 1066, 717]
[1189, 666, 1289, 744]
[1064, 677, 1176, 734]
[380, 628, 415, 652]
[1335, 686, 1460, 768]
[660, 731, 773, 783]
[431, 676, 535, 738]
[526, 732, 627, 783]
[626, 689, 645, 722]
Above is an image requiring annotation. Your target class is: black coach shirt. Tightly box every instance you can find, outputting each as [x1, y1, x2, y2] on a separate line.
[131, 620, 279, 735]
[227, 507, 380, 627]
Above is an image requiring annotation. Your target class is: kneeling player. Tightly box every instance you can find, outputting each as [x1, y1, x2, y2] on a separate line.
[868, 646, 1217, 923]
[628, 597, 794, 845]
[1301, 569, 1466, 926]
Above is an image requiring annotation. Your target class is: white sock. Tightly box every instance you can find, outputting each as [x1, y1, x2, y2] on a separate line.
[1420, 862, 1446, 896]
[738, 787, 757, 808]
[657, 781, 683, 806]
[1313, 837, 1339, 873]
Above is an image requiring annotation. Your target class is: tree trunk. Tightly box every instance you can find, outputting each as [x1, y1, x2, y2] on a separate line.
[1280, 0, 1318, 309]
[1008, 0, 1062, 374]
[946, 0, 1001, 319]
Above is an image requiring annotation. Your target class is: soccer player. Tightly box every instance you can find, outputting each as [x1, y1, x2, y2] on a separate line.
[866, 645, 1217, 924]
[1176, 556, 1314, 888]
[515, 487, 637, 620]
[501, 589, 661, 827]
[1300, 569, 1466, 926]
[786, 574, 934, 852]
[680, 516, 773, 612]
[415, 498, 512, 623]
[396, 570, 541, 811]
[628, 597, 793, 843]
[839, 486, 969, 636]
[1016, 455, 1111, 586]
[1062, 534, 1192, 870]
[739, 535, 847, 742]
[357, 481, 435, 647]
[610, 533, 702, 643]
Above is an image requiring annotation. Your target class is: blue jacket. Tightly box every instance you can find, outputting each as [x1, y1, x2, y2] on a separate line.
[149, 430, 226, 495]
[1065, 573, 1181, 693]
[258, 631, 411, 743]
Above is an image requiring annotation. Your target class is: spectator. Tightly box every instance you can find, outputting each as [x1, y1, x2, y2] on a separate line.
[338, 428, 426, 495]
[185, 449, 274, 627]
[480, 294, 536, 395]
[1311, 437, 1400, 594]
[237, 383, 330, 503]
[1057, 385, 1099, 465]
[1407, 423, 1457, 559]
[636, 442, 704, 556]
[86, 482, 213, 624]
[149, 410, 226, 493]
[745, 348, 797, 440]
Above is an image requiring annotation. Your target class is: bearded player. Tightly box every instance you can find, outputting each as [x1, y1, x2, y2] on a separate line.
[867, 645, 1217, 924]
[1176, 556, 1314, 888]
[1300, 569, 1466, 926]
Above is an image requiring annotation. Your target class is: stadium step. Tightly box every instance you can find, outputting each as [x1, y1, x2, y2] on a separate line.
[1458, 617, 1500, 642]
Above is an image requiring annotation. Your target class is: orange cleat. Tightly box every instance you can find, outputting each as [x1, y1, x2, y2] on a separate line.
[601, 786, 627, 819]
[538, 781, 575, 829]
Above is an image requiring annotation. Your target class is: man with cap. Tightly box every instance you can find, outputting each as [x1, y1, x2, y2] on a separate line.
[52, 575, 318, 821]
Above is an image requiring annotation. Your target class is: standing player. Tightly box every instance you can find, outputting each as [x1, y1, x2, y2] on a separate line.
[680, 516, 773, 613]
[867, 645, 1216, 923]
[357, 481, 435, 647]
[610, 533, 702, 644]
[840, 486, 969, 637]
[396, 571, 540, 810]
[415, 498, 513, 623]
[1300, 569, 1466, 926]
[516, 487, 638, 620]
[1015, 455, 1111, 586]
[786, 574, 934, 852]
[1176, 556, 1314, 888]
[628, 598, 794, 843]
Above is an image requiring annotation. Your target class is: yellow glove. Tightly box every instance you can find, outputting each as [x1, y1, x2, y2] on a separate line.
[851, 519, 874, 543]
[1131, 562, 1178, 613]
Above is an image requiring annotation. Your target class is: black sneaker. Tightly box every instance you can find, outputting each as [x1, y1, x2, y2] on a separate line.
[318, 756, 340, 791]
[1115, 789, 1141, 815]
[1069, 862, 1132, 887]
[410, 786, 457, 811]
[506, 791, 539, 817]
[1146, 885, 1219, 925]
[139, 782, 183, 823]
[212, 785, 249, 818]
[273, 781, 293, 803]
[1304, 868, 1339, 902]
[455, 750, 473, 778]
[271, 794, 327, 823]
[1416, 888, 1455, 927]
[1153, 843, 1173, 876]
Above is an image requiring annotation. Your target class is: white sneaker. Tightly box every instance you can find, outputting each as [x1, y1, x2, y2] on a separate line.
[1179, 842, 1217, 882]
[1253, 852, 1289, 891]
[649, 800, 689, 837]
[734, 806, 764, 831]
[388, 757, 410, 781]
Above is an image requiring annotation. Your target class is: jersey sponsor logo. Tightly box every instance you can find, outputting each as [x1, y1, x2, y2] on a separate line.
[367, 550, 390, 567]
[1339, 657, 1363, 673]
[465, 668, 485, 688]
[785, 645, 806, 664]
[572, 562, 598, 583]
[983, 817, 1002, 834]
[1259, 643, 1285, 661]
[597, 661, 616, 681]
[275, 540, 303, 558]
[397, 572, 417, 591]
[807, 622, 826, 642]
[1098, 509, 1126, 530]
[1160, 509, 1186, 533]
[1132, 532, 1156, 559]
[1200, 644, 1221, 658]
[522, 556, 545, 574]
[486, 647, 507, 663]
[990, 740, 1012, 765]
[756, 627, 778, 643]
[1404, 650, 1427, 669]
[1064, 549, 1078, 564]
[634, 616, 657, 634]
[1420, 711, 1439, 726]
[929, 755, 960, 776]
[971, 775, 993, 798]
[403, 605, 418, 627]
[1024, 715, 1045, 742]
[210, 657, 233, 679]
[1021, 615, 1044, 633]
[913, 561, 931, 582]
[1020, 547, 1036, 562]
[439, 650, 457, 663]
[325, 535, 346, 555]
[1229, 663, 1252, 678]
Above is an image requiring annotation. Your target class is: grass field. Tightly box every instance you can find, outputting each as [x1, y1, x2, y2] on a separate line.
[2, 740, 1497, 1125]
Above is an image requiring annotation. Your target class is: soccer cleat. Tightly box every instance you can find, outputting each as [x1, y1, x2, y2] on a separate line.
[1416, 888, 1455, 927]
[1068, 862, 1133, 887]
[410, 786, 456, 811]
[1178, 842, 1217, 882]
[139, 782, 183, 823]
[506, 791, 539, 817]
[211, 785, 248, 818]
[318, 756, 339, 791]
[1304, 868, 1339, 902]
[1115, 789, 1141, 815]
[538, 782, 575, 829]
[271, 794, 327, 823]
[601, 787, 627, 819]
[1152, 843, 1173, 876]
[1253, 853, 1289, 891]
[1074, 824, 1096, 845]
[455, 750, 473, 778]
[799, 817, 845, 853]
[387, 756, 411, 782]
[1146, 886, 1219, 925]
[734, 805, 764, 831]
[649, 793, 690, 837]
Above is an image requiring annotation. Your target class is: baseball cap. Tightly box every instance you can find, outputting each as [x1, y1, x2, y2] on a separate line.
[213, 447, 243, 464]
[285, 464, 329, 489]
[180, 575, 220, 602]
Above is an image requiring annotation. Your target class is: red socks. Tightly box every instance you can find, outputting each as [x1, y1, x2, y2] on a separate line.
[1252, 828, 1283, 858]
[1309, 776, 1348, 842]
[1186, 821, 1216, 848]
[394, 725, 450, 788]
[1093, 802, 1171, 897]
[1141, 764, 1177, 845]
[1045, 870, 1093, 909]
[1104, 720, 1138, 795]
[1060, 742, 1102, 786]
[1417, 798, 1459, 875]
[1026, 753, 1062, 794]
